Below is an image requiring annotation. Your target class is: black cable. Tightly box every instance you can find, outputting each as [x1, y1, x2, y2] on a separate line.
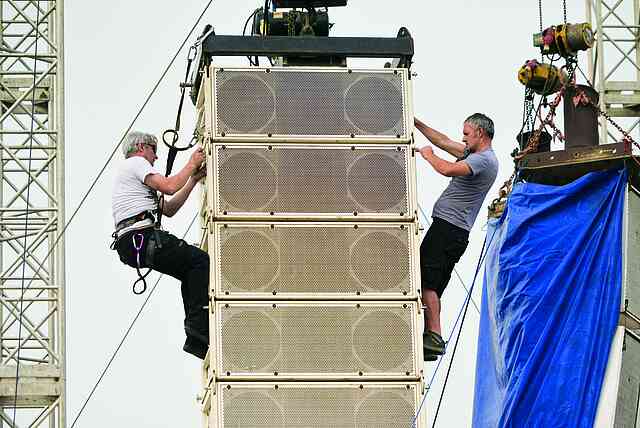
[264, 0, 271, 35]
[243, 8, 261, 66]
[70, 213, 200, 428]
[13, 1, 41, 425]
[430, 228, 497, 428]
[18, 0, 215, 295]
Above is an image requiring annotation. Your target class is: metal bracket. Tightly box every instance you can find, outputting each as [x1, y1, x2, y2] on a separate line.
[190, 26, 414, 103]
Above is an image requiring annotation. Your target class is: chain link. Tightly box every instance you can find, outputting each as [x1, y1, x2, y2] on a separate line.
[563, 0, 567, 24]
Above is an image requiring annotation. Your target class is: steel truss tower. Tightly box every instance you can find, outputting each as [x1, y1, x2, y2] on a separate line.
[586, 0, 640, 144]
[0, 1, 65, 427]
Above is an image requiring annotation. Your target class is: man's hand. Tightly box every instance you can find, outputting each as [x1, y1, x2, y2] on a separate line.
[419, 145, 434, 160]
[189, 146, 205, 170]
[192, 166, 206, 182]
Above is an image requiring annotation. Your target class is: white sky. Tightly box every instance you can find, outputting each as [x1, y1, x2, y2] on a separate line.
[65, 1, 590, 427]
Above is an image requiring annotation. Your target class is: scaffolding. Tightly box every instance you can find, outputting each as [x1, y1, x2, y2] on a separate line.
[586, 0, 640, 144]
[0, 1, 65, 426]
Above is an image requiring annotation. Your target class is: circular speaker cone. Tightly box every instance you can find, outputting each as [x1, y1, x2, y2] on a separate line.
[223, 391, 284, 427]
[222, 310, 280, 371]
[217, 74, 276, 133]
[350, 231, 409, 291]
[221, 230, 279, 291]
[345, 76, 403, 134]
[348, 153, 405, 212]
[353, 311, 410, 371]
[219, 151, 277, 212]
[355, 391, 414, 428]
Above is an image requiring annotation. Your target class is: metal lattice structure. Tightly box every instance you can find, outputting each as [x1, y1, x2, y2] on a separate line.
[0, 1, 65, 426]
[586, 0, 640, 144]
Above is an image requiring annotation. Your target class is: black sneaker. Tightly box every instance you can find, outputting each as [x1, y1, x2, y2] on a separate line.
[183, 335, 208, 360]
[423, 330, 445, 357]
[424, 353, 438, 362]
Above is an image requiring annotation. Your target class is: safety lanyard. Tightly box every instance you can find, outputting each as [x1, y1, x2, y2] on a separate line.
[132, 233, 152, 295]
[157, 45, 199, 228]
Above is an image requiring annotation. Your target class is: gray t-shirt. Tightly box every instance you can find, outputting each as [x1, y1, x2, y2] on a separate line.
[112, 156, 159, 227]
[432, 148, 499, 231]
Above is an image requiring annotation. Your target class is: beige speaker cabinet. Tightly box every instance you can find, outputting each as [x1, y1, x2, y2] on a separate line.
[210, 67, 413, 143]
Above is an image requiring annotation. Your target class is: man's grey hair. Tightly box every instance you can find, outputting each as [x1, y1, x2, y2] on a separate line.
[465, 113, 494, 140]
[122, 132, 158, 158]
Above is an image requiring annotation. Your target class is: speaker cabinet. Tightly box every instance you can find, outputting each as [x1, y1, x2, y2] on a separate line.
[211, 222, 419, 299]
[623, 184, 640, 318]
[595, 327, 640, 427]
[212, 301, 420, 380]
[212, 67, 411, 142]
[204, 382, 423, 428]
[213, 144, 413, 220]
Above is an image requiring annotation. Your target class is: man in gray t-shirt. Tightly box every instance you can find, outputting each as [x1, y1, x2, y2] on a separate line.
[415, 113, 499, 360]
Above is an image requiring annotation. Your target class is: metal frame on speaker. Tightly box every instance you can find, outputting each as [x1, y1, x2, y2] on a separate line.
[210, 301, 421, 381]
[208, 143, 417, 221]
[208, 221, 421, 301]
[210, 66, 413, 143]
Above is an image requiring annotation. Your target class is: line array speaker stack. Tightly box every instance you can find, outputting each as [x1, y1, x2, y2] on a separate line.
[198, 66, 425, 427]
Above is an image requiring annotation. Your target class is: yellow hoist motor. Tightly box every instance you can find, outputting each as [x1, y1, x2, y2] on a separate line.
[517, 59, 568, 95]
[533, 23, 594, 57]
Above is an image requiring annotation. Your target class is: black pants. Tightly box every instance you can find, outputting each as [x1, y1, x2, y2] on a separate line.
[116, 228, 210, 343]
[420, 217, 469, 298]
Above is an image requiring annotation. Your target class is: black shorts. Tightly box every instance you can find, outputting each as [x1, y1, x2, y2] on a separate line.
[420, 217, 469, 298]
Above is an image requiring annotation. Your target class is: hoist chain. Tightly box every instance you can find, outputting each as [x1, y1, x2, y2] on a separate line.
[538, 0, 543, 33]
[515, 61, 577, 160]
[563, 0, 567, 24]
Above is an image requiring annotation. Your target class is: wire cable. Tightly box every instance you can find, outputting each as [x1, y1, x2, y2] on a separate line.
[13, 1, 41, 424]
[411, 226, 497, 427]
[417, 204, 480, 314]
[430, 227, 498, 428]
[410, 264, 478, 427]
[18, 0, 214, 294]
[69, 213, 200, 428]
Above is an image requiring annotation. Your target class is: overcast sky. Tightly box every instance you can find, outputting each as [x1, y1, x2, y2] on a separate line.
[65, 1, 590, 426]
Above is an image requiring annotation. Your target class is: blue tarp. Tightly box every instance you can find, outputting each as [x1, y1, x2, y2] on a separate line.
[473, 169, 626, 428]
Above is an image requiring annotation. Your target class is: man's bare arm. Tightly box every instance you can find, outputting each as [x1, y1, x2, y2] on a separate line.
[145, 147, 205, 195]
[414, 118, 466, 159]
[419, 146, 472, 177]
[161, 167, 206, 217]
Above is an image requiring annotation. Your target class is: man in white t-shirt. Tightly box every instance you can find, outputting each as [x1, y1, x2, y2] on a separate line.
[112, 131, 208, 359]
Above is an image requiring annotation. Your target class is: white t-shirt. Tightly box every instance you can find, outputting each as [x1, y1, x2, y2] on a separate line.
[112, 156, 160, 227]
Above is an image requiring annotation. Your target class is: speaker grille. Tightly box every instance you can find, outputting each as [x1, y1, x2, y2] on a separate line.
[216, 302, 417, 377]
[216, 145, 409, 217]
[216, 223, 414, 297]
[214, 68, 408, 140]
[219, 383, 419, 428]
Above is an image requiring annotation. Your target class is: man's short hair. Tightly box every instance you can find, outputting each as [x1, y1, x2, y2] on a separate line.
[122, 132, 158, 158]
[464, 113, 494, 140]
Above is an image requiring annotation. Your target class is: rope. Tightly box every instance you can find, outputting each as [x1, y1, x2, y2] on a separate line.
[69, 213, 200, 428]
[16, 0, 215, 295]
[417, 204, 480, 314]
[13, 1, 41, 424]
